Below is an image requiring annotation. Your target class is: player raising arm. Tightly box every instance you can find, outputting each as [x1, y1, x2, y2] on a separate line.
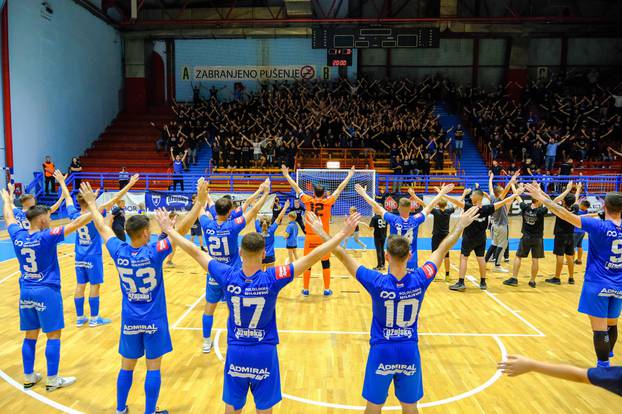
[281, 164, 355, 296]
[525, 183, 622, 368]
[355, 182, 455, 271]
[2, 182, 93, 392]
[79, 180, 208, 414]
[155, 209, 360, 414]
[307, 207, 480, 414]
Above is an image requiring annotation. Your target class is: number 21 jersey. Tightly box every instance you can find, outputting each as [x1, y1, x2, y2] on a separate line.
[200, 215, 246, 267]
[356, 262, 437, 345]
[106, 237, 172, 322]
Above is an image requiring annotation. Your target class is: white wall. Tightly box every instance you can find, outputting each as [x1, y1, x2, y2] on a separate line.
[8, 0, 123, 184]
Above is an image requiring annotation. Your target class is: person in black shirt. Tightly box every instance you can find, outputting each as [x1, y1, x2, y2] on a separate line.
[546, 182, 581, 285]
[503, 187, 548, 288]
[431, 200, 455, 280]
[441, 187, 520, 291]
[369, 213, 387, 270]
[68, 157, 82, 190]
[290, 198, 306, 234]
[271, 196, 283, 224]
[559, 158, 574, 176]
[111, 199, 127, 241]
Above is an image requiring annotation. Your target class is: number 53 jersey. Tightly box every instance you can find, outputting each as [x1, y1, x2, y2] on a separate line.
[356, 262, 438, 345]
[207, 261, 295, 346]
[105, 237, 173, 322]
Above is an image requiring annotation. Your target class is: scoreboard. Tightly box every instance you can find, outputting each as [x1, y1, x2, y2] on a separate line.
[313, 26, 440, 49]
[327, 48, 353, 66]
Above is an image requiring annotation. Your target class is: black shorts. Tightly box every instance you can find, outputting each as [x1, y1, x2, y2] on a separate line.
[286, 245, 297, 250]
[432, 233, 450, 258]
[553, 234, 575, 256]
[262, 255, 276, 264]
[461, 238, 486, 257]
[190, 225, 202, 237]
[574, 232, 585, 248]
[516, 236, 544, 259]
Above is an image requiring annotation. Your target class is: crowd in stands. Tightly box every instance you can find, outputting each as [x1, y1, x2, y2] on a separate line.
[457, 69, 622, 175]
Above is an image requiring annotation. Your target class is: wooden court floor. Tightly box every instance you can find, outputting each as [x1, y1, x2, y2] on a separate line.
[0, 216, 619, 413]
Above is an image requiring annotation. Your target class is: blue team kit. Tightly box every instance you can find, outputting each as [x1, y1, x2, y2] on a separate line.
[383, 212, 426, 270]
[68, 205, 106, 285]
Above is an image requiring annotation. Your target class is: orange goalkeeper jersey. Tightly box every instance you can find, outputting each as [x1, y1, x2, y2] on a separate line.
[300, 194, 336, 237]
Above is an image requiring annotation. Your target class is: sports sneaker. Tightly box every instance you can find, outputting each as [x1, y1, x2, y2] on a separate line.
[449, 281, 466, 292]
[24, 372, 42, 389]
[568, 278, 575, 285]
[301, 289, 310, 297]
[545, 277, 561, 285]
[155, 409, 169, 414]
[116, 406, 129, 414]
[362, 247, 367, 253]
[574, 260, 582, 265]
[323, 289, 333, 297]
[76, 317, 88, 327]
[89, 317, 112, 327]
[46, 376, 76, 392]
[480, 279, 488, 290]
[504, 258, 510, 263]
[503, 277, 518, 287]
[202, 338, 212, 354]
[528, 280, 537, 288]
[493, 265, 509, 273]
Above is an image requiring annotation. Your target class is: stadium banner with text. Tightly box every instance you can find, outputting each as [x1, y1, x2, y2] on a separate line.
[96, 191, 145, 214]
[180, 65, 317, 82]
[144, 192, 275, 215]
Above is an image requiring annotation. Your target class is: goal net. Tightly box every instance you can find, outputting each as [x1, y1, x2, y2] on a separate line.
[295, 169, 376, 216]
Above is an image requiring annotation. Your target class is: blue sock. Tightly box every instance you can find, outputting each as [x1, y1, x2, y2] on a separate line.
[116, 369, 134, 412]
[89, 296, 100, 318]
[202, 314, 213, 339]
[74, 297, 85, 318]
[144, 370, 161, 414]
[22, 338, 37, 375]
[45, 339, 61, 377]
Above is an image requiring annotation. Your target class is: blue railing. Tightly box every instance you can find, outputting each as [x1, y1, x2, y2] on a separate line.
[25, 171, 621, 199]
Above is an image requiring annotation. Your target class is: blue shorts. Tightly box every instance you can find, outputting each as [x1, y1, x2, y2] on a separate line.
[119, 317, 172, 360]
[363, 341, 423, 405]
[223, 344, 281, 411]
[206, 276, 224, 304]
[19, 286, 65, 333]
[578, 282, 622, 319]
[75, 255, 104, 285]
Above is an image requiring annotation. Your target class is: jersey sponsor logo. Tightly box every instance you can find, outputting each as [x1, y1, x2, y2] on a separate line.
[234, 216, 244, 225]
[606, 230, 620, 237]
[375, 363, 417, 376]
[127, 292, 153, 302]
[275, 265, 291, 280]
[382, 327, 415, 340]
[74, 260, 94, 269]
[227, 363, 270, 381]
[414, 213, 423, 220]
[234, 327, 266, 341]
[380, 291, 396, 299]
[50, 227, 63, 236]
[156, 239, 169, 252]
[13, 239, 23, 247]
[19, 299, 46, 312]
[117, 258, 130, 266]
[598, 288, 622, 299]
[23, 272, 44, 281]
[122, 323, 158, 335]
[227, 285, 242, 294]
[422, 263, 436, 279]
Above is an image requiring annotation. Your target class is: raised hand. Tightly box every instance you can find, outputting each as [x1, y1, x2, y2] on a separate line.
[129, 174, 140, 187]
[53, 169, 66, 185]
[79, 182, 98, 205]
[407, 187, 416, 197]
[458, 206, 480, 229]
[196, 180, 209, 204]
[347, 165, 356, 178]
[0, 189, 10, 203]
[283, 199, 290, 210]
[281, 165, 290, 176]
[438, 183, 455, 195]
[306, 211, 324, 235]
[524, 182, 547, 202]
[343, 212, 361, 236]
[565, 180, 574, 191]
[154, 208, 175, 234]
[7, 182, 15, 197]
[354, 183, 367, 196]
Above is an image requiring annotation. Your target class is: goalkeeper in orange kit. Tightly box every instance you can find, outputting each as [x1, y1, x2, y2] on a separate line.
[281, 165, 355, 296]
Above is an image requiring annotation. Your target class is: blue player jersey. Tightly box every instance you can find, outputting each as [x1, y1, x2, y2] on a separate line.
[581, 216, 622, 288]
[285, 222, 298, 246]
[355, 262, 437, 345]
[207, 261, 294, 346]
[105, 237, 173, 322]
[200, 214, 246, 266]
[208, 205, 243, 220]
[8, 224, 65, 288]
[575, 210, 588, 234]
[383, 212, 426, 254]
[255, 220, 278, 257]
[67, 205, 105, 258]
[13, 208, 30, 229]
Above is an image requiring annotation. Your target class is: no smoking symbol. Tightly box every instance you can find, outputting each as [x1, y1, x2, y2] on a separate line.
[300, 65, 315, 80]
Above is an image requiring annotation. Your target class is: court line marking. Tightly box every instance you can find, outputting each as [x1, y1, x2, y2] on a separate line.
[211, 329, 508, 410]
[0, 369, 83, 414]
[171, 294, 205, 329]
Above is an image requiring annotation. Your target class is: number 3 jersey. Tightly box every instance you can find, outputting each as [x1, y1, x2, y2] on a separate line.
[9, 224, 65, 288]
[105, 237, 172, 322]
[207, 260, 295, 346]
[581, 216, 622, 289]
[200, 214, 246, 267]
[356, 262, 438, 345]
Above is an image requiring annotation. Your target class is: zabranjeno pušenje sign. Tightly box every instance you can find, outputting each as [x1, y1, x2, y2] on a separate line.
[179, 65, 317, 81]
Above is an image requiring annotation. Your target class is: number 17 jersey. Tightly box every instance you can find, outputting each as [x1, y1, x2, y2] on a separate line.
[355, 262, 437, 345]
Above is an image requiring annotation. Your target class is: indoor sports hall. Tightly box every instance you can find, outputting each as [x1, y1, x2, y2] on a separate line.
[1, 1, 622, 414]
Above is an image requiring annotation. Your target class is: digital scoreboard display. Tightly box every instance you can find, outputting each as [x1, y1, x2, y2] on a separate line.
[327, 49, 353, 66]
[313, 27, 440, 49]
